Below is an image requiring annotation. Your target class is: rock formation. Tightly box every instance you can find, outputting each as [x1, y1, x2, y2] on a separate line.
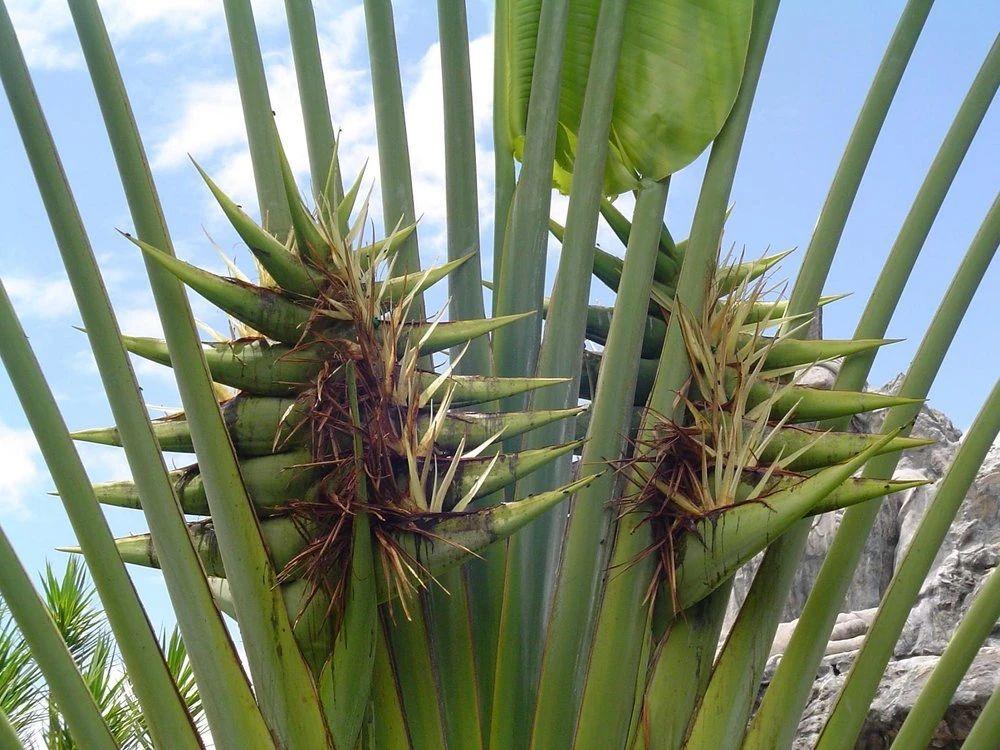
[723, 370, 999, 747]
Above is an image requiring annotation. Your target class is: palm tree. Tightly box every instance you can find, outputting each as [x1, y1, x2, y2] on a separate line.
[0, 559, 202, 748]
[0, 0, 995, 748]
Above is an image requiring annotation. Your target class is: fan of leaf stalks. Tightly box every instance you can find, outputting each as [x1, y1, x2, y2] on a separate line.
[0, 0, 997, 748]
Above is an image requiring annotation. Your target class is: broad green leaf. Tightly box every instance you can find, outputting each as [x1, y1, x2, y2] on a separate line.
[506, 0, 754, 193]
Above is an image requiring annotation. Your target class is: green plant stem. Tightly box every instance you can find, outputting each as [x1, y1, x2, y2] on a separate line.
[426, 7, 490, 743]
[69, 2, 331, 746]
[837, 35, 999, 392]
[383, 608, 448, 750]
[463, 542, 505, 741]
[641, 582, 732, 750]
[745, 46, 999, 749]
[524, 178, 667, 750]
[222, 0, 291, 238]
[284, 0, 344, 208]
[0, 283, 204, 750]
[492, 0, 515, 305]
[424, 581, 484, 749]
[371, 625, 412, 749]
[889, 535, 1000, 749]
[0, 518, 116, 750]
[571, 3, 780, 747]
[488, 3, 570, 745]
[0, 707, 23, 750]
[490, 0, 568, 404]
[363, 0, 424, 311]
[0, 7, 259, 746]
[963, 675, 1000, 750]
[438, 0, 489, 361]
[514, 0, 630, 744]
[783, 0, 935, 317]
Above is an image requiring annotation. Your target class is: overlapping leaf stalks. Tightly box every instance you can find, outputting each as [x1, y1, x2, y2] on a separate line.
[573, 243, 929, 621]
[67, 150, 589, 648]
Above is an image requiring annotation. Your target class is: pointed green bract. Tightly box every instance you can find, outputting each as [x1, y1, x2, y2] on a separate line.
[194, 160, 320, 294]
[443, 441, 584, 508]
[745, 294, 847, 325]
[74, 397, 584, 460]
[407, 474, 598, 573]
[89, 450, 318, 515]
[746, 379, 924, 422]
[408, 311, 535, 355]
[276, 135, 331, 263]
[125, 333, 564, 403]
[130, 236, 315, 343]
[717, 249, 793, 295]
[101, 475, 597, 595]
[788, 476, 930, 515]
[425, 406, 587, 451]
[357, 223, 415, 268]
[122, 335, 325, 397]
[90, 441, 581, 516]
[122, 323, 544, 398]
[671, 431, 902, 614]
[756, 427, 933, 472]
[416, 373, 568, 406]
[377, 251, 476, 303]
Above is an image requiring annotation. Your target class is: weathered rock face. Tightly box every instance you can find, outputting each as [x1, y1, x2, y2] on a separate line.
[792, 648, 1000, 749]
[725, 374, 999, 747]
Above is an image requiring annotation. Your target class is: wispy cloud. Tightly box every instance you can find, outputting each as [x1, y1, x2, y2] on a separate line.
[6, 0, 287, 70]
[4, 275, 77, 319]
[0, 420, 40, 516]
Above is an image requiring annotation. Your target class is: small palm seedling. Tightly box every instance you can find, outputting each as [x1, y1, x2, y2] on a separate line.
[0, 560, 202, 749]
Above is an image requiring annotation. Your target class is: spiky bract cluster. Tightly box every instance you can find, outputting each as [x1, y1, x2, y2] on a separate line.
[567, 237, 931, 614]
[73, 147, 586, 619]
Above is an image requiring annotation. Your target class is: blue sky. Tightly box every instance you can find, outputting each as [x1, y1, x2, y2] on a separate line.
[0, 0, 996, 635]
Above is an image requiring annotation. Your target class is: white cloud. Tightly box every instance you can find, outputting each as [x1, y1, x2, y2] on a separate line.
[74, 441, 133, 484]
[401, 32, 495, 252]
[4, 275, 78, 319]
[114, 305, 165, 339]
[6, 0, 287, 70]
[153, 80, 247, 171]
[152, 4, 375, 212]
[99, 0, 285, 37]
[0, 421, 40, 516]
[6, 0, 80, 69]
